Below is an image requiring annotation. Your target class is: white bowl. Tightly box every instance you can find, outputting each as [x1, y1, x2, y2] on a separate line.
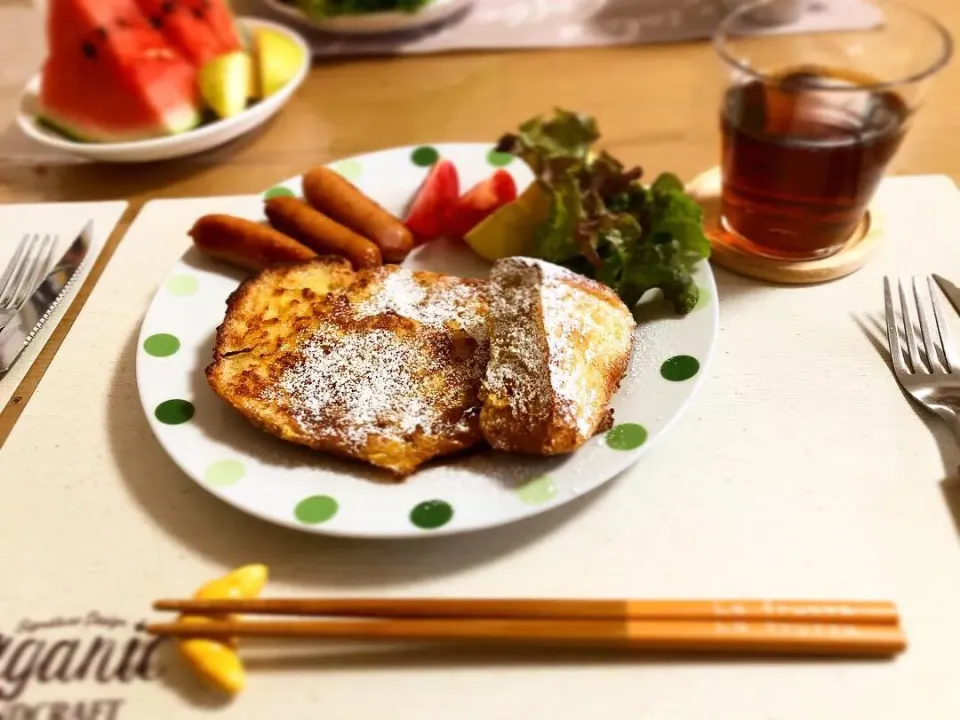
[262, 0, 472, 35]
[16, 17, 309, 164]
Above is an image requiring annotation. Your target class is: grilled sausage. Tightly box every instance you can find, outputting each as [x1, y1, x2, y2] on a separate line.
[189, 214, 317, 272]
[264, 196, 382, 270]
[302, 166, 414, 262]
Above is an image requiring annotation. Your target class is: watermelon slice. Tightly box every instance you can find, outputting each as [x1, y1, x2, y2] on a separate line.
[133, 0, 242, 66]
[48, 0, 168, 59]
[39, 51, 200, 142]
[39, 0, 200, 142]
[188, 0, 243, 55]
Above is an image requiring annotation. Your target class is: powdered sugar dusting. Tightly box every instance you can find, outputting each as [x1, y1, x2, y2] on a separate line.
[276, 322, 479, 454]
[483, 259, 549, 425]
[484, 257, 634, 444]
[261, 267, 489, 467]
[538, 265, 604, 438]
[355, 268, 486, 340]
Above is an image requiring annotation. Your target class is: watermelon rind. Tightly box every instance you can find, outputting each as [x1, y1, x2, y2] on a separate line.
[37, 104, 201, 144]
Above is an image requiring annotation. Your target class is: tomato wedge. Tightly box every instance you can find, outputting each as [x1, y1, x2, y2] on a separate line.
[447, 170, 519, 241]
[404, 159, 460, 243]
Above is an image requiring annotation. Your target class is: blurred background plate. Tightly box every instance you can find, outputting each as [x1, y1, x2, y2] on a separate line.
[261, 0, 472, 35]
[15, 17, 309, 164]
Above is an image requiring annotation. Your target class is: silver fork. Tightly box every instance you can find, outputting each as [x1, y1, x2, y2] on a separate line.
[884, 275, 960, 442]
[0, 233, 57, 332]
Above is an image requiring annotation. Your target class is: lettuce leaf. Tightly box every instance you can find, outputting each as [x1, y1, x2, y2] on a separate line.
[499, 108, 598, 175]
[299, 0, 430, 16]
[535, 176, 581, 264]
[496, 109, 710, 315]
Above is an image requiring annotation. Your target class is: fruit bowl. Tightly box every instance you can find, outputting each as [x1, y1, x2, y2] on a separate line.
[262, 0, 472, 35]
[16, 17, 309, 164]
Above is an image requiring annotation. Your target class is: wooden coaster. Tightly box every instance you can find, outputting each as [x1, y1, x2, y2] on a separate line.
[686, 167, 884, 285]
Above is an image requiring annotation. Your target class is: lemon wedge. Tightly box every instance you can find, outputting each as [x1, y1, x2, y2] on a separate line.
[253, 28, 305, 98]
[464, 182, 551, 262]
[198, 51, 252, 119]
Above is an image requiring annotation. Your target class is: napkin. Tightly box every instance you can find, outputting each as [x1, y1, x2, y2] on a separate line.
[0, 201, 127, 413]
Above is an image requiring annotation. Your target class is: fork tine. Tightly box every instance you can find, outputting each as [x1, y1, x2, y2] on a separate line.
[913, 276, 942, 372]
[3, 234, 41, 309]
[884, 277, 909, 375]
[898, 278, 925, 373]
[0, 234, 31, 304]
[928, 276, 960, 372]
[14, 234, 56, 306]
[37, 233, 56, 275]
[7, 234, 46, 308]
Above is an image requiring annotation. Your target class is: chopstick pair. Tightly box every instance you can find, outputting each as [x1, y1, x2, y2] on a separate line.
[148, 597, 907, 657]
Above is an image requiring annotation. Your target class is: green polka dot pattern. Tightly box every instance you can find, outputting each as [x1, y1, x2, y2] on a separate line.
[487, 149, 514, 167]
[606, 423, 648, 451]
[143, 333, 180, 358]
[660, 355, 700, 382]
[295, 495, 339, 524]
[165, 275, 198, 297]
[410, 500, 453, 529]
[155, 399, 194, 425]
[516, 476, 557, 505]
[205, 460, 245, 488]
[411, 146, 439, 167]
[331, 159, 363, 182]
[264, 186, 295, 200]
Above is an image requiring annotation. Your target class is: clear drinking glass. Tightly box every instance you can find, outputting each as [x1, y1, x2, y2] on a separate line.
[714, 0, 952, 260]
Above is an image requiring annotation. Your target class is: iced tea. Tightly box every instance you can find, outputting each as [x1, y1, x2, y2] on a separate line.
[720, 66, 908, 259]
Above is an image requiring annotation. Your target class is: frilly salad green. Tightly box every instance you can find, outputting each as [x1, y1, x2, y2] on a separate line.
[494, 109, 711, 315]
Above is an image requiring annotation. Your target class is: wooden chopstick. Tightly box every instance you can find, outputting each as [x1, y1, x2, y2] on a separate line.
[145, 617, 906, 657]
[153, 597, 900, 625]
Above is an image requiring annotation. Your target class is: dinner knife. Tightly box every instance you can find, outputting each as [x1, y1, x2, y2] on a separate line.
[933, 274, 960, 318]
[0, 221, 91, 377]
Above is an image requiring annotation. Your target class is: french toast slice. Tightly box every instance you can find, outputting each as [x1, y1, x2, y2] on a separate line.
[206, 260, 489, 477]
[213, 256, 356, 357]
[479, 257, 635, 455]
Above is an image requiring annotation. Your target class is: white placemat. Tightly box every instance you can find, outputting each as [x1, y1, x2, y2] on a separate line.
[243, 0, 883, 57]
[0, 201, 127, 410]
[2, 179, 960, 718]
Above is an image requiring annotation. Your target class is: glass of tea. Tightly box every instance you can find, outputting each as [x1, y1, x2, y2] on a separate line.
[714, 0, 952, 260]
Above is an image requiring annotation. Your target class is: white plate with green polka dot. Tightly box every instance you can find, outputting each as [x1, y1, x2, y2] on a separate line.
[137, 143, 719, 539]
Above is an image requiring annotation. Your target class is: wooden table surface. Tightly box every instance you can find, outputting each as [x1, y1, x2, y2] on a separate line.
[1, 0, 959, 439]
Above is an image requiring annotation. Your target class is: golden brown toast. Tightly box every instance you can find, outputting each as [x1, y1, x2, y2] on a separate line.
[212, 257, 356, 356]
[479, 257, 635, 455]
[206, 259, 489, 477]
